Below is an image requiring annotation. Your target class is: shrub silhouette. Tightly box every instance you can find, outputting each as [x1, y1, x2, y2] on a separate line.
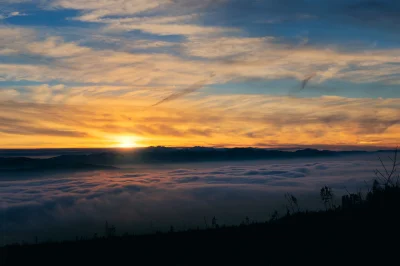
[320, 185, 334, 210]
[285, 193, 300, 214]
[105, 221, 116, 238]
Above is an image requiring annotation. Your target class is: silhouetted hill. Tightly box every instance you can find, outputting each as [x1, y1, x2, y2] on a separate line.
[0, 147, 377, 172]
[0, 156, 116, 172]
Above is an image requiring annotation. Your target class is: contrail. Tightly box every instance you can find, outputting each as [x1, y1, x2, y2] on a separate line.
[151, 37, 307, 106]
[300, 72, 316, 91]
[287, 72, 317, 96]
[152, 72, 216, 107]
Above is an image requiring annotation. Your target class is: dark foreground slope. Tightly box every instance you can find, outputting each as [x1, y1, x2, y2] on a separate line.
[2, 183, 400, 265]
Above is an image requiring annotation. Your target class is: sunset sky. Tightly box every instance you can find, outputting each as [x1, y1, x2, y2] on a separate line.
[0, 0, 399, 149]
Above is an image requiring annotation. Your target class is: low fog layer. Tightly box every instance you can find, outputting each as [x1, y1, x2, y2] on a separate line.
[0, 153, 388, 245]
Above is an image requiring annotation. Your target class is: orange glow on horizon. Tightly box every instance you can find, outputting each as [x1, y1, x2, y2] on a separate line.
[0, 97, 399, 150]
[115, 136, 140, 148]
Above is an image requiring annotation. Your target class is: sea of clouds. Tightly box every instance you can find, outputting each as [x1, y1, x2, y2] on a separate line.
[0, 153, 390, 244]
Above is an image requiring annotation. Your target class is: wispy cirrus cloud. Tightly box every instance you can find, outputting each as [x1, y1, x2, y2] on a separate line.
[0, 94, 398, 148]
[0, 11, 26, 20]
[1, 24, 400, 87]
[51, 0, 233, 36]
[0, 0, 399, 148]
[52, 0, 166, 18]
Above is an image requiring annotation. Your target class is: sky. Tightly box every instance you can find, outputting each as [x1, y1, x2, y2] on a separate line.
[0, 0, 399, 149]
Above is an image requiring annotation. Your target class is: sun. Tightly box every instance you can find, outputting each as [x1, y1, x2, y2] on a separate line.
[116, 136, 138, 148]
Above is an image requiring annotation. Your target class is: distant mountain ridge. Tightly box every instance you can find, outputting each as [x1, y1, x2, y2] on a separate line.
[0, 147, 390, 173]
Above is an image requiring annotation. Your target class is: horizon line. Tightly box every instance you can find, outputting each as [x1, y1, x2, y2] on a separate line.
[0, 145, 396, 152]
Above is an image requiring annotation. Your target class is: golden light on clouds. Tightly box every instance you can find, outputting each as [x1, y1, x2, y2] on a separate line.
[0, 95, 398, 149]
[0, 0, 399, 149]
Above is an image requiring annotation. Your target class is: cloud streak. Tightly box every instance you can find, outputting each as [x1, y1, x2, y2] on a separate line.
[152, 72, 216, 107]
[0, 0, 399, 148]
[0, 94, 398, 148]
